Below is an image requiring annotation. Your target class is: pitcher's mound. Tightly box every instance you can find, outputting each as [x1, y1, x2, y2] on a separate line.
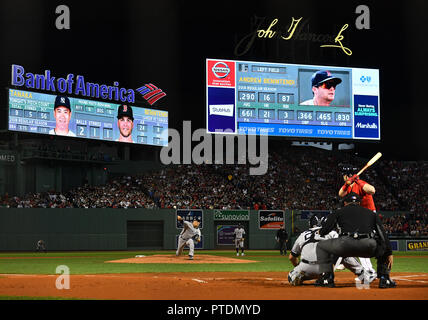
[107, 254, 258, 264]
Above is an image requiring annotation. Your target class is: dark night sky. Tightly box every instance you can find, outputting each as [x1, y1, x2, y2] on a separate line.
[0, 0, 427, 160]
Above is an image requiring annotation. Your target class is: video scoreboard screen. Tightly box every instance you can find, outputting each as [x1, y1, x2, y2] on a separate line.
[207, 59, 380, 140]
[8, 89, 168, 146]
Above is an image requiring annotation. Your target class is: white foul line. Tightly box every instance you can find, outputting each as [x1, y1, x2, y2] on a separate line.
[392, 274, 428, 283]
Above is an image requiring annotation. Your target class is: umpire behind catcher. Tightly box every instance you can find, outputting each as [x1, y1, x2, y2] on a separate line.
[315, 192, 396, 288]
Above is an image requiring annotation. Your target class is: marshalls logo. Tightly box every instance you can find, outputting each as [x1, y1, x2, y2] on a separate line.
[212, 62, 231, 79]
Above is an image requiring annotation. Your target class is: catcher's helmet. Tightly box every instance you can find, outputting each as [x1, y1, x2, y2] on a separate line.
[309, 215, 326, 228]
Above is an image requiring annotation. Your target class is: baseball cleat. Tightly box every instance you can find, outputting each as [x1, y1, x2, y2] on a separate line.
[368, 271, 377, 283]
[289, 271, 305, 286]
[241, 252, 245, 256]
[236, 253, 240, 256]
[379, 276, 396, 288]
[315, 273, 335, 288]
[188, 255, 193, 260]
[356, 270, 377, 284]
[335, 264, 345, 270]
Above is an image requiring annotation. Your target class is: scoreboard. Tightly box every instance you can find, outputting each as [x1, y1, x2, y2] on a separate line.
[207, 59, 380, 140]
[8, 89, 168, 146]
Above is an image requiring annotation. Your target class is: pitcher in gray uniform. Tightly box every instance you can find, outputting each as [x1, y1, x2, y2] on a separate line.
[287, 215, 365, 286]
[176, 216, 201, 260]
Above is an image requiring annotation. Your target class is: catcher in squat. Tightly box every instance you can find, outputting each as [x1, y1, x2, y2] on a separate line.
[288, 214, 365, 286]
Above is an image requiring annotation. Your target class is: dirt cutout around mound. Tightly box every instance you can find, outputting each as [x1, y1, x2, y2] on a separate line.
[106, 254, 259, 264]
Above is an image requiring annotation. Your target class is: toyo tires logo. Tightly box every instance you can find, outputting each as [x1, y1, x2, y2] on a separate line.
[212, 62, 230, 79]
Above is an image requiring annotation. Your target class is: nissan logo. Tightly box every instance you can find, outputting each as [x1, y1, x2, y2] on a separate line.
[212, 62, 230, 79]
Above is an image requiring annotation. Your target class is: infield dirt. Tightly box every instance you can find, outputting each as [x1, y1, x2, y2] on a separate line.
[0, 272, 427, 300]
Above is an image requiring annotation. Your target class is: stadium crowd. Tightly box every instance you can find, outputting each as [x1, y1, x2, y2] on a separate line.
[1, 147, 427, 223]
[381, 213, 428, 237]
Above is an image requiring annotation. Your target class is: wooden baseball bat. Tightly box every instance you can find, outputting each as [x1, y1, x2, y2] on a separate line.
[356, 152, 382, 176]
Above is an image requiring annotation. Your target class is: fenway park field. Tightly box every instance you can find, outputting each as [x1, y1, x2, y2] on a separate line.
[0, 250, 427, 300]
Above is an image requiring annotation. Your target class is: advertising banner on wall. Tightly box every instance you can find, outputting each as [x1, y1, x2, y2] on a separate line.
[216, 225, 241, 245]
[259, 210, 284, 229]
[176, 209, 203, 229]
[214, 210, 249, 221]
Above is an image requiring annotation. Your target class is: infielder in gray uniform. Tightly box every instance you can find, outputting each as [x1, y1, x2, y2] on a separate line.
[176, 216, 201, 260]
[234, 224, 246, 256]
[287, 215, 365, 286]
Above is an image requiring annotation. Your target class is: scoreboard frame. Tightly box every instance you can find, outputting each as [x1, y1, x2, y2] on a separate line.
[206, 58, 381, 142]
[7, 88, 168, 147]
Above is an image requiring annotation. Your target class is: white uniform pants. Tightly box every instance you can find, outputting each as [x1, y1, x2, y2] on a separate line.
[288, 257, 363, 284]
[235, 238, 244, 248]
[359, 257, 376, 273]
[176, 236, 195, 257]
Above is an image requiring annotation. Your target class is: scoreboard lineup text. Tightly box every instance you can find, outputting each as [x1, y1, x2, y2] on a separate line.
[207, 59, 380, 140]
[8, 89, 168, 146]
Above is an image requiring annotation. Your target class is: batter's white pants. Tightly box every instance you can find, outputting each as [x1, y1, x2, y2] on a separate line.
[359, 257, 376, 273]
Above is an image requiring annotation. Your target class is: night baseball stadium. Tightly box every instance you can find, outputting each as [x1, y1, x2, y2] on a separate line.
[0, 0, 427, 315]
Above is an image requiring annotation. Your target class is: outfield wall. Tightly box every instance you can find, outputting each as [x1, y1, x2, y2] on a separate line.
[0, 209, 422, 251]
[0, 209, 292, 251]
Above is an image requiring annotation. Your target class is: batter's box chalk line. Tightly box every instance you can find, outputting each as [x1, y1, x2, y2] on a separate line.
[192, 278, 208, 284]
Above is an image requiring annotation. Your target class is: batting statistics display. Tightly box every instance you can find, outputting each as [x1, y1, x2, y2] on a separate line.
[207, 59, 380, 140]
[8, 89, 168, 146]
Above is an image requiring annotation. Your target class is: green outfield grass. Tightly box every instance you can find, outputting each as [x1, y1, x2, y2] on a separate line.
[0, 250, 427, 275]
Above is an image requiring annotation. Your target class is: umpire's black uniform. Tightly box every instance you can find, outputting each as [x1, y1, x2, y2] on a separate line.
[315, 192, 395, 288]
[276, 225, 288, 255]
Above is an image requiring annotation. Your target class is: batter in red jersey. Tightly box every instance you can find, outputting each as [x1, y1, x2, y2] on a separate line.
[339, 175, 376, 211]
[337, 164, 377, 278]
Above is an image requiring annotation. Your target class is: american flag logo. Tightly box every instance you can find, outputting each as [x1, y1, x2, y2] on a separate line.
[136, 83, 166, 105]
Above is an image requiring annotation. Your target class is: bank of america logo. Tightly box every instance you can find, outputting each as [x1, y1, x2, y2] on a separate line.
[136, 83, 166, 105]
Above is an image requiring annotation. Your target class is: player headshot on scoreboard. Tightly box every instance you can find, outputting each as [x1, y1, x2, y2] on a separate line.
[49, 95, 76, 136]
[116, 104, 134, 143]
[300, 70, 342, 106]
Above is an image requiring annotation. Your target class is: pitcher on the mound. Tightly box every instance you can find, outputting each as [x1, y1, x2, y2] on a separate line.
[176, 216, 201, 260]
